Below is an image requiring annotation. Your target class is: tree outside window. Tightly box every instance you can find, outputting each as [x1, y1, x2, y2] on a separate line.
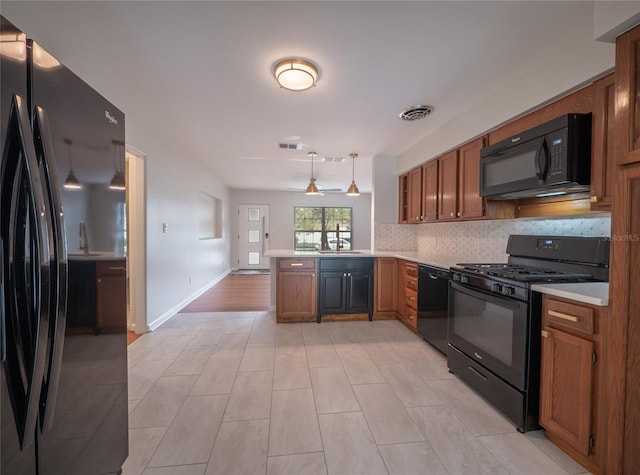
[294, 207, 352, 251]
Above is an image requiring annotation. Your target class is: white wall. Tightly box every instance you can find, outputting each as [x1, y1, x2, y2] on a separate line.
[229, 190, 372, 267]
[594, 1, 640, 42]
[397, 9, 615, 173]
[128, 125, 231, 330]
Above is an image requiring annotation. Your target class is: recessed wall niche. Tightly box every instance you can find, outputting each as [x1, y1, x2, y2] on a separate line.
[198, 191, 222, 239]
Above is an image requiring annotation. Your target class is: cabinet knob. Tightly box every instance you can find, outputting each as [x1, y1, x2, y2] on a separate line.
[457, 212, 461, 217]
[420, 215, 424, 220]
[450, 212, 454, 217]
[590, 195, 599, 203]
[541, 330, 550, 338]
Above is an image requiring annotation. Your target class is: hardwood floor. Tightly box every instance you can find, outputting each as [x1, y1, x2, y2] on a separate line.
[181, 273, 271, 312]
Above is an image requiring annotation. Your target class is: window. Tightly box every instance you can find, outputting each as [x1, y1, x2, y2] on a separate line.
[294, 207, 352, 251]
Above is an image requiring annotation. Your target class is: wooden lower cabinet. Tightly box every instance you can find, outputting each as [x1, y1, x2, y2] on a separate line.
[276, 258, 317, 322]
[374, 257, 397, 319]
[96, 260, 127, 333]
[396, 260, 418, 331]
[539, 295, 605, 473]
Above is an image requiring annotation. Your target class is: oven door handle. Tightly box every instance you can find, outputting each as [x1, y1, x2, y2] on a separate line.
[449, 281, 525, 306]
[468, 365, 488, 381]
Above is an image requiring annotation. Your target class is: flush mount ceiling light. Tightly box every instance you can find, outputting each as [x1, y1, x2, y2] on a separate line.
[305, 151, 320, 195]
[399, 104, 434, 121]
[346, 153, 360, 196]
[63, 138, 82, 189]
[273, 58, 318, 91]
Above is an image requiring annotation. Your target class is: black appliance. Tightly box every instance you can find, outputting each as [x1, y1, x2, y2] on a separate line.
[417, 265, 449, 356]
[447, 235, 609, 432]
[1, 17, 128, 474]
[480, 113, 592, 199]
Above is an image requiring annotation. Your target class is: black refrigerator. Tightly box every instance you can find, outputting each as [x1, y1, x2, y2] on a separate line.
[1, 16, 128, 475]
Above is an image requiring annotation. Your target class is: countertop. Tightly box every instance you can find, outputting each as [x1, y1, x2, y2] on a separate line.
[264, 249, 459, 270]
[531, 282, 609, 307]
[67, 252, 125, 261]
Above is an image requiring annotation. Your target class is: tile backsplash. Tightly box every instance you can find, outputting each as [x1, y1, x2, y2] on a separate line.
[374, 215, 611, 263]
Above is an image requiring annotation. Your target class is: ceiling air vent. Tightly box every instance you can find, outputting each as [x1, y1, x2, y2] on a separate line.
[279, 142, 304, 150]
[399, 105, 434, 121]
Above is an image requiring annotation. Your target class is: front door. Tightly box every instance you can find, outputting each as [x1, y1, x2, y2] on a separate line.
[237, 205, 270, 270]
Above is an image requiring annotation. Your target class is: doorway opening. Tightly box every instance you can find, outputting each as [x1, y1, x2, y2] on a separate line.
[125, 146, 147, 339]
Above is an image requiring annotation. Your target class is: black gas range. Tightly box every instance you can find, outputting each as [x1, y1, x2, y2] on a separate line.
[447, 235, 609, 432]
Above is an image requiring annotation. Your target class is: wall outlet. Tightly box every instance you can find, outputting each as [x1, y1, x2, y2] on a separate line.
[188, 277, 192, 285]
[162, 223, 169, 234]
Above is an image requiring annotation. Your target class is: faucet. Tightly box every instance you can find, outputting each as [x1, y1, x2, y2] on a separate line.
[79, 220, 89, 255]
[336, 223, 340, 253]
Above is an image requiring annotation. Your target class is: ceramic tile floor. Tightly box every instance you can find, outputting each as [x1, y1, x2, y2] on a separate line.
[123, 311, 593, 475]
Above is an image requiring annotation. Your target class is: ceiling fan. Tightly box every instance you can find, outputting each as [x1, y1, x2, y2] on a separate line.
[286, 186, 342, 194]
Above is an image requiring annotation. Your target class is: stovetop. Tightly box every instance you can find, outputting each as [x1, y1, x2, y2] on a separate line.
[454, 263, 594, 283]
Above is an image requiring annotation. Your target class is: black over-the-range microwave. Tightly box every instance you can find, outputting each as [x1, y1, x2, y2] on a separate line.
[479, 113, 592, 199]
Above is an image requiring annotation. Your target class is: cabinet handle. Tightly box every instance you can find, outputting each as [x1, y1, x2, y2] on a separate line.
[541, 330, 550, 338]
[590, 195, 599, 203]
[290, 262, 304, 267]
[408, 296, 415, 301]
[548, 310, 579, 322]
[409, 280, 416, 285]
[109, 266, 125, 271]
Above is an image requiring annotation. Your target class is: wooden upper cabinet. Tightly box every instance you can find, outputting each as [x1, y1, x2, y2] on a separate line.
[591, 72, 616, 210]
[421, 160, 438, 221]
[398, 174, 408, 223]
[458, 137, 486, 219]
[488, 85, 594, 144]
[616, 27, 640, 166]
[407, 167, 423, 223]
[438, 150, 459, 220]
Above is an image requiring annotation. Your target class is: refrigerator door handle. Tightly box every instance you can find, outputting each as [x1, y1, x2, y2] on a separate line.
[33, 105, 67, 432]
[0, 94, 51, 449]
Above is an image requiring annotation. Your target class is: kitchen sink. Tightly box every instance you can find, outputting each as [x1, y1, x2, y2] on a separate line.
[317, 250, 363, 255]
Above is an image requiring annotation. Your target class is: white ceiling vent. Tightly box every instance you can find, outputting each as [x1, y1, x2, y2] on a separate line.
[279, 142, 304, 150]
[399, 105, 434, 121]
[320, 156, 345, 163]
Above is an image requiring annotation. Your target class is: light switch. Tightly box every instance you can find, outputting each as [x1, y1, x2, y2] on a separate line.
[162, 223, 169, 234]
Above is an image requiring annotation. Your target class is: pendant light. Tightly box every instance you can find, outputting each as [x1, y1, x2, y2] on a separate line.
[63, 138, 82, 189]
[305, 151, 320, 195]
[346, 153, 360, 196]
[109, 140, 126, 190]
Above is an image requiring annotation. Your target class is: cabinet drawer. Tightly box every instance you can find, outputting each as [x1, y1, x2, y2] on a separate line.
[405, 262, 418, 278]
[405, 274, 418, 291]
[278, 258, 316, 271]
[96, 260, 126, 276]
[544, 298, 594, 336]
[319, 257, 373, 271]
[405, 288, 418, 310]
[400, 306, 417, 328]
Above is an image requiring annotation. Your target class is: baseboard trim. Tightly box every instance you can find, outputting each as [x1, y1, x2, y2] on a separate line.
[147, 269, 231, 331]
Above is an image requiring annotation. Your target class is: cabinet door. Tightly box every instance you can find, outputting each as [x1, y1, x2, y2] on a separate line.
[319, 271, 346, 314]
[407, 167, 423, 223]
[540, 328, 594, 457]
[591, 73, 616, 210]
[375, 258, 397, 313]
[398, 174, 408, 224]
[421, 160, 438, 221]
[347, 271, 372, 314]
[277, 271, 317, 321]
[96, 262, 127, 333]
[438, 150, 458, 220]
[458, 137, 485, 219]
[616, 27, 640, 165]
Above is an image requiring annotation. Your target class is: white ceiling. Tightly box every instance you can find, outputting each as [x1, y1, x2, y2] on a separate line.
[3, 1, 595, 193]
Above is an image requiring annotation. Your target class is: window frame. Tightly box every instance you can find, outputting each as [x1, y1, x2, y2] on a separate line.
[293, 206, 352, 251]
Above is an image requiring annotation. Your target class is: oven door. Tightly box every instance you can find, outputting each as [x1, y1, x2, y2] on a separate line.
[448, 281, 529, 390]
